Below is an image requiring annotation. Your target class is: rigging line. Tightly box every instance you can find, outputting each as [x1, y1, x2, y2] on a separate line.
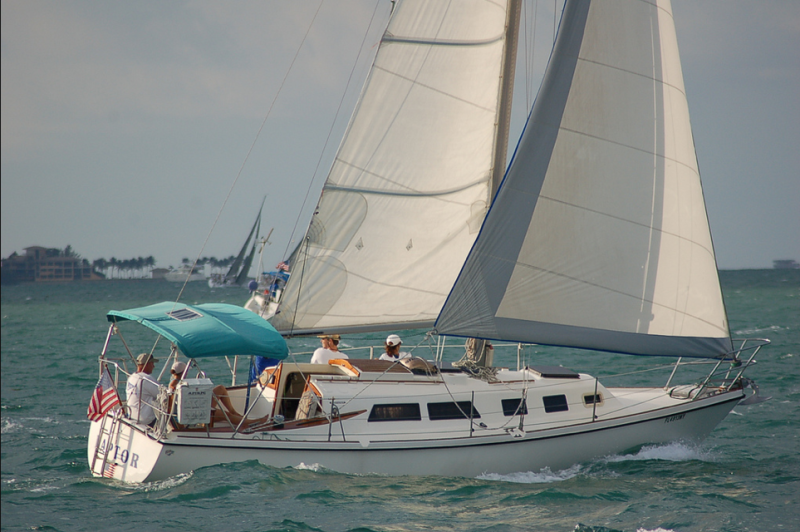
[282, 0, 386, 262]
[171, 0, 328, 309]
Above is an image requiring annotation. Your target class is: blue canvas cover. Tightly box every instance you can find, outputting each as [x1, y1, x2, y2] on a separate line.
[107, 302, 288, 360]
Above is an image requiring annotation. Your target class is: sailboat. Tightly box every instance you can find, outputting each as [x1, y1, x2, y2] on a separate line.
[88, 0, 769, 483]
[208, 199, 265, 288]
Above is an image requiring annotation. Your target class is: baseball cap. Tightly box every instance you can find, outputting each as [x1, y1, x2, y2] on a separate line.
[386, 334, 402, 347]
[135, 353, 158, 365]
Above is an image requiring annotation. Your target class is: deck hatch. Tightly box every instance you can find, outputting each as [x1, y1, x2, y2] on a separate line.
[529, 365, 580, 379]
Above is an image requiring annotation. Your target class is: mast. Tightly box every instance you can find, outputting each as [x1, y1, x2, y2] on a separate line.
[491, 0, 522, 197]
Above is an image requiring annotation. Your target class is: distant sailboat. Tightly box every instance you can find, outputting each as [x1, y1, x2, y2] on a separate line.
[208, 199, 265, 288]
[89, 0, 769, 483]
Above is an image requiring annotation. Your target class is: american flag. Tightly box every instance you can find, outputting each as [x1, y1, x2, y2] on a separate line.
[276, 260, 289, 271]
[103, 462, 117, 479]
[87, 367, 121, 421]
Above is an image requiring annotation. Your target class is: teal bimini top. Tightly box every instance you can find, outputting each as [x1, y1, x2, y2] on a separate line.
[107, 302, 288, 360]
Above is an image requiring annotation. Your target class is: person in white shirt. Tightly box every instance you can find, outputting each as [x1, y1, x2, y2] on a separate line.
[126, 353, 161, 426]
[310, 334, 348, 364]
[379, 334, 412, 361]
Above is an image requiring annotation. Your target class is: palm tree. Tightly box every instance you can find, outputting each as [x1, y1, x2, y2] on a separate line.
[93, 258, 107, 277]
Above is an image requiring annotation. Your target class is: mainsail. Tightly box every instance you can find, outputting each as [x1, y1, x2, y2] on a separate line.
[437, 0, 732, 358]
[224, 199, 264, 284]
[235, 216, 261, 285]
[272, 0, 521, 335]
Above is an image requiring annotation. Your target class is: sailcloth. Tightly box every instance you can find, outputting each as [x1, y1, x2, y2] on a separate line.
[437, 0, 732, 357]
[272, 0, 518, 334]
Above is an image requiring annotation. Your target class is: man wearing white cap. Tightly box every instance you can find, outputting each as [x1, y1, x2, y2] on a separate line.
[126, 353, 160, 426]
[310, 334, 349, 364]
[379, 334, 411, 361]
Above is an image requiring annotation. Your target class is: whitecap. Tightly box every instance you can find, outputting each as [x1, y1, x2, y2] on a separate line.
[1, 419, 22, 434]
[30, 484, 60, 493]
[22, 416, 58, 424]
[602, 441, 715, 463]
[636, 528, 676, 532]
[732, 324, 782, 336]
[130, 472, 193, 492]
[295, 462, 324, 472]
[478, 463, 583, 484]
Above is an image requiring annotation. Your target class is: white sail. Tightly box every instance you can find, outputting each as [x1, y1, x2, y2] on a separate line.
[437, 0, 733, 357]
[272, 0, 519, 334]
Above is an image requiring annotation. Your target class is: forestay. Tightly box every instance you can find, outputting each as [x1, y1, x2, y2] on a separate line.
[437, 0, 733, 358]
[271, 0, 518, 335]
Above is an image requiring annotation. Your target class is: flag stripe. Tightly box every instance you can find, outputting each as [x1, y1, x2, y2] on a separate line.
[87, 367, 121, 421]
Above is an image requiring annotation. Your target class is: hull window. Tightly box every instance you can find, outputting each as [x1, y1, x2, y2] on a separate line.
[543, 395, 569, 413]
[583, 393, 603, 406]
[368, 404, 422, 422]
[427, 401, 481, 421]
[501, 398, 528, 416]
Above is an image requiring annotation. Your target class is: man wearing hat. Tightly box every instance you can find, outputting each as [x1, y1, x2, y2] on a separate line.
[126, 353, 160, 426]
[310, 334, 348, 364]
[379, 334, 411, 361]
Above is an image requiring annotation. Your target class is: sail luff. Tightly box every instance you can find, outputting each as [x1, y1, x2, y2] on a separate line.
[436, 0, 733, 358]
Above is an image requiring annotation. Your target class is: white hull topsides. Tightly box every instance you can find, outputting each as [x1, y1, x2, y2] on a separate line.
[89, 360, 744, 483]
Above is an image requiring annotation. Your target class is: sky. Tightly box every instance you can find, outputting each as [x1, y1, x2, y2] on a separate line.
[2, 0, 798, 272]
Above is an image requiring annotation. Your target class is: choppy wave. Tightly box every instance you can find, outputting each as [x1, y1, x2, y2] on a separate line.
[575, 525, 676, 532]
[478, 463, 583, 483]
[294, 462, 324, 472]
[1, 418, 22, 433]
[129, 472, 193, 492]
[602, 442, 716, 463]
[733, 324, 783, 336]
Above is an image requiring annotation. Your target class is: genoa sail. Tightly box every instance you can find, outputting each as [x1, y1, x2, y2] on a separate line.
[271, 0, 520, 335]
[436, 0, 732, 358]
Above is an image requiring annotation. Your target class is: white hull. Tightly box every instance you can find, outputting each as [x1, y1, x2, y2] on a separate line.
[244, 291, 278, 320]
[89, 381, 743, 483]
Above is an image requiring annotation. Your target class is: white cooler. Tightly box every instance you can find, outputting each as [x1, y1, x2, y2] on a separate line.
[175, 378, 214, 425]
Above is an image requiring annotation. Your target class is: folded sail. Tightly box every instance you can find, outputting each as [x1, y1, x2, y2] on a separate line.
[272, 0, 518, 334]
[437, 0, 733, 357]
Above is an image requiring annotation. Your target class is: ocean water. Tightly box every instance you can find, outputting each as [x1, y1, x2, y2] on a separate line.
[1, 270, 798, 532]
